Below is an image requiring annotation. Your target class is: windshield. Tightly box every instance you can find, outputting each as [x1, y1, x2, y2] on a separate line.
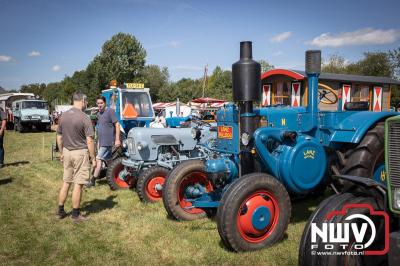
[121, 91, 153, 118]
[22, 101, 48, 109]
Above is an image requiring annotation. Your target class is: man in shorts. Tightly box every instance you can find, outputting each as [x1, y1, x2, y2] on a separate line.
[56, 92, 96, 222]
[87, 96, 120, 187]
[0, 107, 6, 168]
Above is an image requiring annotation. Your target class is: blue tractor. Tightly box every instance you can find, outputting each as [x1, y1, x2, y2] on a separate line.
[162, 41, 398, 251]
[101, 82, 155, 190]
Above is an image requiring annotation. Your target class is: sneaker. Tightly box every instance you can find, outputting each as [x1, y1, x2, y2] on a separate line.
[55, 211, 67, 219]
[71, 214, 89, 223]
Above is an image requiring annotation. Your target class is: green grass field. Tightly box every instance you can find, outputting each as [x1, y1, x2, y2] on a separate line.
[0, 131, 327, 265]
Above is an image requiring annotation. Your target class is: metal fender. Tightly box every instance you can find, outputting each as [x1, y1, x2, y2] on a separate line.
[330, 111, 396, 144]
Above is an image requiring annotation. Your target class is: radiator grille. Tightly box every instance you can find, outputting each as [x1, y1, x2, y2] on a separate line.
[388, 120, 400, 187]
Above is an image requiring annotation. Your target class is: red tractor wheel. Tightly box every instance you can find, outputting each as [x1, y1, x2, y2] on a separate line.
[217, 173, 291, 252]
[137, 166, 169, 203]
[106, 157, 136, 190]
[162, 160, 213, 221]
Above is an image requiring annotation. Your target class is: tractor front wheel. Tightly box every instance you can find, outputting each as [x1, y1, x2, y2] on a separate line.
[106, 157, 136, 190]
[217, 173, 291, 252]
[137, 166, 169, 203]
[162, 160, 213, 221]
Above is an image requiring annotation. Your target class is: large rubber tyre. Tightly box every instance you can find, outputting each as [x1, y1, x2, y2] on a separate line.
[217, 173, 291, 252]
[106, 157, 136, 190]
[137, 166, 169, 203]
[162, 160, 213, 221]
[299, 193, 387, 266]
[334, 122, 384, 180]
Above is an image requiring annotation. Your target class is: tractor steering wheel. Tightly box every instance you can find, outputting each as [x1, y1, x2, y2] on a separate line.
[318, 84, 338, 104]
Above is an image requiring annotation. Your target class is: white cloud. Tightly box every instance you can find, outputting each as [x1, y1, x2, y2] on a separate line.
[0, 55, 12, 62]
[51, 65, 61, 72]
[28, 51, 41, 57]
[273, 51, 283, 56]
[309, 28, 400, 47]
[270, 31, 292, 43]
[148, 41, 181, 49]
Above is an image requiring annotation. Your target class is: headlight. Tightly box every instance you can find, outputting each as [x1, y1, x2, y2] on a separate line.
[394, 188, 400, 210]
[122, 140, 128, 149]
[137, 141, 148, 151]
[241, 132, 250, 146]
[191, 128, 201, 139]
[126, 138, 135, 154]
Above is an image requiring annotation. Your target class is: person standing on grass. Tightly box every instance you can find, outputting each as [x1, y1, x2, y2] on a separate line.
[0, 107, 6, 168]
[87, 96, 121, 187]
[56, 92, 96, 222]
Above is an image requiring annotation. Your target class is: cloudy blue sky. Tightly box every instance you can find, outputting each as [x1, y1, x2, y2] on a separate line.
[0, 0, 399, 90]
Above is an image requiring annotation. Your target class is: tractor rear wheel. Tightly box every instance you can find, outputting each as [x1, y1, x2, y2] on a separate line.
[106, 157, 136, 190]
[333, 122, 385, 189]
[299, 193, 387, 266]
[217, 173, 291, 252]
[137, 166, 169, 203]
[162, 160, 213, 221]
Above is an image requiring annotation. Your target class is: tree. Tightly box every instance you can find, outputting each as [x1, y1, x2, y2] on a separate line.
[207, 66, 232, 100]
[140, 65, 169, 102]
[389, 47, 400, 79]
[357, 52, 393, 77]
[322, 54, 348, 74]
[322, 52, 394, 77]
[95, 33, 147, 87]
[258, 60, 274, 73]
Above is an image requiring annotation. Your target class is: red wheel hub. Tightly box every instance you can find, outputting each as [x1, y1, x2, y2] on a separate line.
[146, 176, 165, 201]
[113, 164, 134, 189]
[178, 171, 213, 214]
[237, 191, 280, 243]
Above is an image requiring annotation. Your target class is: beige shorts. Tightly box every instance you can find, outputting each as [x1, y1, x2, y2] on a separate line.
[63, 148, 90, 185]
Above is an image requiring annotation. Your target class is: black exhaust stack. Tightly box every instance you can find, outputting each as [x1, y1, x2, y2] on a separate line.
[232, 41, 261, 174]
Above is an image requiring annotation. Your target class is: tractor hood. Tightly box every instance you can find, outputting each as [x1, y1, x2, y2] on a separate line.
[255, 106, 308, 131]
[126, 127, 216, 161]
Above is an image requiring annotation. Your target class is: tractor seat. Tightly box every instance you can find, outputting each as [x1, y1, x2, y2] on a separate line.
[344, 101, 370, 111]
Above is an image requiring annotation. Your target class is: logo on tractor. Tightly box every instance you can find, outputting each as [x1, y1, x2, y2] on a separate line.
[310, 203, 389, 256]
[303, 150, 316, 159]
[380, 170, 386, 181]
[218, 126, 233, 139]
[281, 118, 286, 126]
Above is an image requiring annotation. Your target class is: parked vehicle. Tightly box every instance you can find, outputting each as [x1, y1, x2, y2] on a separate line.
[0, 93, 35, 129]
[120, 118, 216, 202]
[12, 99, 51, 132]
[162, 42, 398, 252]
[298, 115, 400, 266]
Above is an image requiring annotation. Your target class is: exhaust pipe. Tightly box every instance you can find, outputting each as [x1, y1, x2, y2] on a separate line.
[305, 50, 321, 130]
[232, 41, 261, 174]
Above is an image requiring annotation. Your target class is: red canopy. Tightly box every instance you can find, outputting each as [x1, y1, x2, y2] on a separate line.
[191, 97, 225, 103]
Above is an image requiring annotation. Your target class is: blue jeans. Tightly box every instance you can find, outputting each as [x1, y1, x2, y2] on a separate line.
[96, 146, 112, 161]
[0, 135, 4, 166]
